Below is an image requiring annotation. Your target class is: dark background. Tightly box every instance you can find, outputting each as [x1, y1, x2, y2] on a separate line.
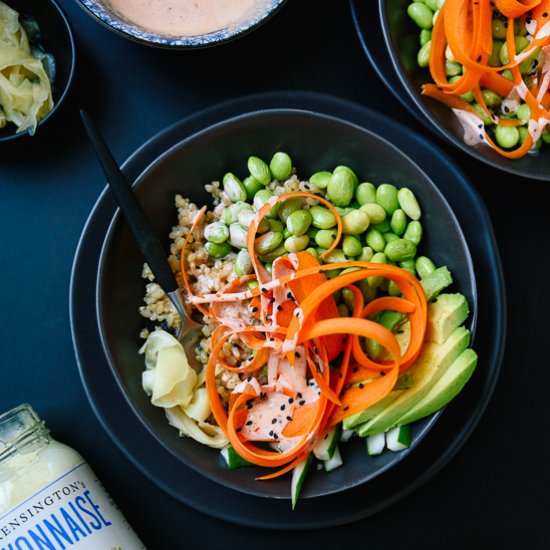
[1, 0, 548, 547]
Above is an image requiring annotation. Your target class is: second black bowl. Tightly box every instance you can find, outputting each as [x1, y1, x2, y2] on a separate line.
[379, 0, 550, 181]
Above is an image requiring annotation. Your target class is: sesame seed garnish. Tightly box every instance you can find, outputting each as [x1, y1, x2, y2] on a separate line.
[380, 372, 386, 377]
[277, 305, 282, 311]
[295, 351, 301, 358]
[273, 433, 279, 440]
[280, 404, 286, 411]
[543, 12, 548, 17]
[247, 376, 252, 381]
[353, 366, 359, 373]
[246, 420, 252, 426]
[288, 397, 294, 404]
[269, 430, 274, 436]
[343, 406, 349, 411]
[269, 297, 275, 303]
[286, 416, 292, 421]
[297, 392, 302, 398]
[261, 287, 268, 293]
[251, 306, 259, 313]
[271, 418, 277, 424]
[299, 400, 306, 406]
[359, 383, 364, 389]
[287, 292, 294, 300]
[269, 337, 275, 342]
[236, 428, 242, 433]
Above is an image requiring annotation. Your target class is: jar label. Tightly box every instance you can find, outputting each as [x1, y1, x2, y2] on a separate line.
[0, 462, 146, 549]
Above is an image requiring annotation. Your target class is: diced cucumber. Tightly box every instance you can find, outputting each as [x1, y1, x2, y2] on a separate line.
[220, 446, 252, 469]
[291, 455, 313, 509]
[386, 425, 412, 451]
[313, 424, 342, 461]
[323, 446, 343, 472]
[365, 433, 386, 456]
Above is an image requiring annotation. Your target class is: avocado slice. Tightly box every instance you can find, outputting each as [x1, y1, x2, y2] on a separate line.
[356, 326, 471, 436]
[426, 293, 470, 344]
[394, 348, 478, 426]
[342, 390, 404, 430]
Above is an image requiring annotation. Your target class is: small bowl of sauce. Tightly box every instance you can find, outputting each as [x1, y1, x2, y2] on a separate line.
[74, 0, 288, 48]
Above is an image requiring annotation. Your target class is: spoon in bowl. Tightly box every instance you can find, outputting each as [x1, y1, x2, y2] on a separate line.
[80, 109, 203, 367]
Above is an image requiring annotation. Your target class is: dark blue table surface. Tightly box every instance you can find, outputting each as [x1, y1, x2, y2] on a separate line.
[1, 0, 548, 547]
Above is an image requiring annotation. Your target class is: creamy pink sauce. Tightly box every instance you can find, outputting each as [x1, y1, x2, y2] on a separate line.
[108, 0, 268, 36]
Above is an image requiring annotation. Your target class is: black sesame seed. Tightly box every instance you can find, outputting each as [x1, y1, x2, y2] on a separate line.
[272, 418, 277, 424]
[269, 297, 276, 303]
[273, 433, 279, 440]
[543, 12, 548, 17]
[295, 351, 301, 358]
[504, 106, 510, 113]
[359, 383, 364, 389]
[269, 430, 274, 436]
[353, 366, 359, 373]
[380, 372, 386, 377]
[299, 400, 306, 406]
[479, 134, 484, 140]
[247, 376, 252, 382]
[251, 306, 259, 313]
[280, 404, 286, 411]
[236, 428, 242, 433]
[269, 337, 275, 342]
[287, 292, 294, 300]
[277, 305, 283, 311]
[343, 406, 349, 411]
[246, 420, 253, 426]
[324, 434, 328, 440]
[526, 16, 532, 24]
[297, 392, 302, 398]
[477, 55, 482, 62]
[261, 287, 268, 293]
[288, 397, 294, 404]
[286, 416, 292, 421]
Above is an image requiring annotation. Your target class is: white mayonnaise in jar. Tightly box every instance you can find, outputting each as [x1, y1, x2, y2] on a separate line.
[0, 403, 146, 549]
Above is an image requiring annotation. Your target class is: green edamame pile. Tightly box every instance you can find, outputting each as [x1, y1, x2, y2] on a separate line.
[406, 0, 550, 154]
[202, 151, 442, 315]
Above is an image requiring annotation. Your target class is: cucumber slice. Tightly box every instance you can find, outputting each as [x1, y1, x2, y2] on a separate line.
[291, 455, 313, 509]
[220, 446, 252, 469]
[421, 266, 453, 300]
[313, 424, 342, 461]
[323, 446, 343, 472]
[386, 425, 412, 451]
[365, 433, 385, 456]
[340, 428, 355, 442]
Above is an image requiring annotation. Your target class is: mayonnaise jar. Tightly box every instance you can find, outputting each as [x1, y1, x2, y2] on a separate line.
[0, 404, 146, 549]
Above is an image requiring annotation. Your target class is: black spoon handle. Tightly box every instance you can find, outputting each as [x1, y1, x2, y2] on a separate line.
[80, 109, 178, 294]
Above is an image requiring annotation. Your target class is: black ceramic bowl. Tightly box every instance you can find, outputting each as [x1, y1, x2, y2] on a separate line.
[379, 0, 550, 181]
[74, 0, 287, 49]
[96, 108, 477, 499]
[0, 0, 75, 143]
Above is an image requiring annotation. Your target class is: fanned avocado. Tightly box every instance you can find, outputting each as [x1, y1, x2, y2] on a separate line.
[356, 326, 471, 436]
[426, 293, 470, 344]
[394, 348, 478, 426]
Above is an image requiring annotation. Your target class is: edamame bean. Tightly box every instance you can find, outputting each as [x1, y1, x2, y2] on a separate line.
[286, 209, 313, 236]
[472, 102, 493, 125]
[403, 220, 423, 245]
[247, 156, 272, 185]
[228, 223, 248, 248]
[205, 241, 232, 259]
[278, 196, 302, 222]
[499, 36, 529, 65]
[481, 89, 502, 108]
[516, 103, 530, 122]
[388, 280, 402, 297]
[445, 44, 457, 62]
[359, 203, 386, 224]
[284, 235, 310, 253]
[417, 40, 431, 68]
[407, 2, 434, 29]
[342, 235, 362, 257]
[356, 182, 377, 205]
[327, 170, 355, 207]
[390, 209, 407, 235]
[315, 229, 338, 249]
[488, 40, 503, 67]
[305, 247, 319, 259]
[367, 252, 387, 288]
[237, 209, 269, 233]
[376, 183, 400, 215]
[372, 218, 392, 233]
[342, 210, 370, 235]
[419, 29, 432, 46]
[338, 303, 350, 317]
[334, 166, 359, 189]
[234, 249, 253, 276]
[204, 221, 229, 244]
[264, 262, 273, 274]
[229, 223, 248, 248]
[399, 259, 416, 275]
[268, 219, 284, 232]
[223, 173, 247, 202]
[258, 245, 286, 262]
[322, 249, 347, 264]
[253, 189, 278, 219]
[310, 205, 337, 229]
[494, 124, 520, 149]
[269, 152, 292, 181]
[283, 227, 292, 239]
[542, 131, 550, 145]
[501, 69, 514, 81]
[519, 47, 541, 74]
[445, 61, 462, 77]
[222, 201, 251, 225]
[306, 226, 319, 239]
[243, 176, 263, 199]
[341, 287, 355, 311]
[491, 18, 507, 39]
[397, 187, 421, 220]
[254, 231, 284, 255]
[383, 232, 400, 244]
[365, 228, 385, 252]
[384, 239, 417, 262]
[358, 246, 374, 262]
[415, 256, 436, 279]
[449, 75, 475, 102]
[309, 171, 332, 189]
[424, 0, 444, 11]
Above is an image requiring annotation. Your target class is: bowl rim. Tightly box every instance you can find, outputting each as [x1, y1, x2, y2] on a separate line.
[0, 0, 76, 143]
[72, 0, 288, 50]
[377, 0, 550, 182]
[93, 106, 477, 499]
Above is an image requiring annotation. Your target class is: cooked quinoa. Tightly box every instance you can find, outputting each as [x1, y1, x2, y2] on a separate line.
[139, 172, 321, 406]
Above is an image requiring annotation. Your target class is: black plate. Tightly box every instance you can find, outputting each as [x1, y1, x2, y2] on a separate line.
[95, 105, 474, 500]
[70, 91, 506, 529]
